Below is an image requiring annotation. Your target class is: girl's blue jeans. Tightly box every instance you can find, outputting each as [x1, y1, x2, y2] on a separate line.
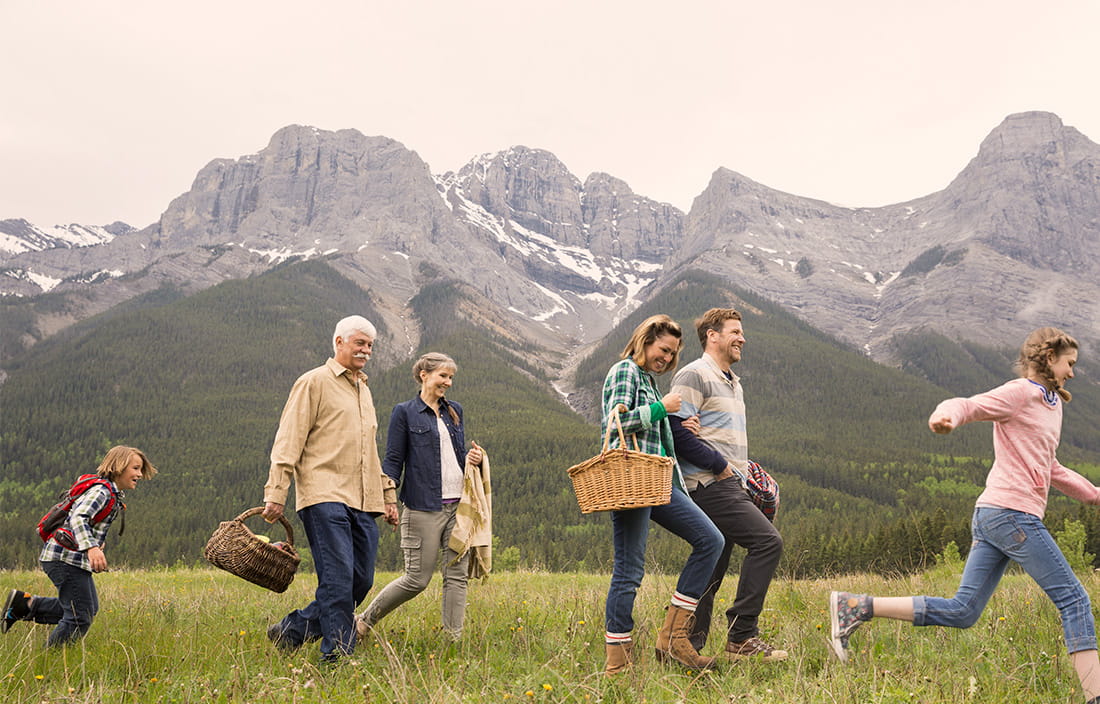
[914, 506, 1096, 653]
[605, 487, 723, 635]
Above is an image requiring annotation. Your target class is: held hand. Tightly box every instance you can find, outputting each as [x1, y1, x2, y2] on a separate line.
[262, 502, 285, 523]
[384, 503, 399, 530]
[661, 392, 682, 414]
[682, 414, 701, 436]
[467, 440, 484, 466]
[87, 545, 108, 573]
[929, 416, 955, 434]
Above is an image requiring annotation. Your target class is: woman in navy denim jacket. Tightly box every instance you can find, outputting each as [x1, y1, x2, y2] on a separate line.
[355, 353, 483, 640]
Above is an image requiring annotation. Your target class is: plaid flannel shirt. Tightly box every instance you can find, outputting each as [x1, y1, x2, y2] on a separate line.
[39, 482, 122, 571]
[601, 358, 687, 493]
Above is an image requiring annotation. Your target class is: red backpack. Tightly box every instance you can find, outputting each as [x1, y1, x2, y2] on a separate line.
[36, 475, 123, 550]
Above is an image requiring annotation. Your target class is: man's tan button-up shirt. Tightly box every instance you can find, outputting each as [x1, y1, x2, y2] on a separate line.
[264, 358, 396, 513]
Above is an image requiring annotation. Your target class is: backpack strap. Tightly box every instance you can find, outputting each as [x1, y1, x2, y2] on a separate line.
[71, 475, 121, 528]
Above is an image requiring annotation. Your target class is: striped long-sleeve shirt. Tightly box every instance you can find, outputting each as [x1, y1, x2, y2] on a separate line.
[669, 353, 749, 491]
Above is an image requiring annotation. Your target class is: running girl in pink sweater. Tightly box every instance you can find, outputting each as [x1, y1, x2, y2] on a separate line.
[829, 327, 1100, 703]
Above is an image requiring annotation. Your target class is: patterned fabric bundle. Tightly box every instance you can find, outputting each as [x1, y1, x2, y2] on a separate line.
[741, 460, 779, 521]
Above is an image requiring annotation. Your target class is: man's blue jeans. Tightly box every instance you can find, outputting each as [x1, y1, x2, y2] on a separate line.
[605, 487, 723, 635]
[914, 507, 1097, 653]
[275, 502, 380, 660]
[37, 560, 99, 647]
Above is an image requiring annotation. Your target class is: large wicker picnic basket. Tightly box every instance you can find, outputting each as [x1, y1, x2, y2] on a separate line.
[567, 406, 674, 513]
[203, 507, 301, 593]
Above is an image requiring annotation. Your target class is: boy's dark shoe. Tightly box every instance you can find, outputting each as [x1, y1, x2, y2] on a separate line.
[2, 589, 31, 633]
[267, 622, 299, 652]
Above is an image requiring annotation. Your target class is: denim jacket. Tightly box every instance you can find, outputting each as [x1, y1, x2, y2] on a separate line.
[384, 396, 467, 511]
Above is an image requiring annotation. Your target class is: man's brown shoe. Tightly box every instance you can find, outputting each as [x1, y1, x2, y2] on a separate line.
[726, 636, 788, 661]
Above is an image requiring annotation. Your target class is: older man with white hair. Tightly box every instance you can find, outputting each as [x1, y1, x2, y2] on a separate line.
[262, 315, 398, 665]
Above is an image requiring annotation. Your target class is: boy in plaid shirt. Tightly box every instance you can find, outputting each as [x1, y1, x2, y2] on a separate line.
[3, 446, 156, 646]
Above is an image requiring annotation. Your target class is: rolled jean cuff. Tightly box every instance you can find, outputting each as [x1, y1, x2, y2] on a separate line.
[1067, 636, 1099, 654]
[911, 596, 928, 627]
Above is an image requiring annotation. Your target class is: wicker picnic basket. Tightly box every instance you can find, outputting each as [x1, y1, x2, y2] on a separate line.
[567, 407, 674, 513]
[203, 507, 301, 593]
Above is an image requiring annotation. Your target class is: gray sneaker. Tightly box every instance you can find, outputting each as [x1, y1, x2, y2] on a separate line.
[829, 590, 871, 661]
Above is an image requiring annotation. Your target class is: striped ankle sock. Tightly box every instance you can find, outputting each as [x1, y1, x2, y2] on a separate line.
[670, 592, 698, 612]
[605, 631, 632, 646]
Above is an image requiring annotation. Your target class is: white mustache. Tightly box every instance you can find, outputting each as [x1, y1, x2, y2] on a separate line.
[353, 353, 370, 359]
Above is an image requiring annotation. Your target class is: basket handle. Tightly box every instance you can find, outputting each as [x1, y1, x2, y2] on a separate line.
[603, 405, 642, 453]
[232, 506, 296, 546]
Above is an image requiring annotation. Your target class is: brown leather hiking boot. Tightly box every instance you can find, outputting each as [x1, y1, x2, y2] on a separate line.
[725, 636, 788, 661]
[604, 641, 634, 675]
[654, 605, 718, 671]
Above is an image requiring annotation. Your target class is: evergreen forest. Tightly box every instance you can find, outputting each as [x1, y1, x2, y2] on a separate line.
[3, 260, 1100, 578]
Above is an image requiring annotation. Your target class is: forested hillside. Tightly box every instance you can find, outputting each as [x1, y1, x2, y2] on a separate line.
[3, 263, 1100, 577]
[0, 260, 601, 570]
[571, 271, 1100, 575]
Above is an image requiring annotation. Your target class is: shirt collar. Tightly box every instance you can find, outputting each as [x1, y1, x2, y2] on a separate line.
[325, 357, 367, 383]
[415, 395, 451, 415]
[702, 352, 739, 383]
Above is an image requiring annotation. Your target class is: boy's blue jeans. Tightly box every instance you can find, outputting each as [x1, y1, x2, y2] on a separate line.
[914, 507, 1097, 653]
[605, 487, 723, 635]
[37, 560, 99, 647]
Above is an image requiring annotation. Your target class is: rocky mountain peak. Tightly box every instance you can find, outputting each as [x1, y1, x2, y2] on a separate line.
[940, 111, 1100, 274]
[0, 219, 119, 256]
[580, 172, 684, 262]
[455, 146, 586, 248]
[3, 113, 1096, 373]
[452, 147, 683, 261]
[974, 111, 1082, 159]
[153, 125, 437, 252]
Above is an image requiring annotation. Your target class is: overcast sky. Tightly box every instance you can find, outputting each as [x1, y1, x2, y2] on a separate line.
[3, 0, 1098, 229]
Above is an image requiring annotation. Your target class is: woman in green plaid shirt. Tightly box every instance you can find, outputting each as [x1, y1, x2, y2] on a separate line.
[600, 314, 724, 675]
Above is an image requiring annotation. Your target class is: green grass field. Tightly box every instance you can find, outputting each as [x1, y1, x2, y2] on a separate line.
[0, 565, 1092, 703]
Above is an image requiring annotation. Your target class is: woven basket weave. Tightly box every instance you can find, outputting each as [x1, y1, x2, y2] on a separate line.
[203, 507, 301, 593]
[567, 407, 673, 513]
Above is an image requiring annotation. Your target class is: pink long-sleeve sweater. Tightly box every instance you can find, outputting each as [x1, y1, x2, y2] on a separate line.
[932, 377, 1100, 518]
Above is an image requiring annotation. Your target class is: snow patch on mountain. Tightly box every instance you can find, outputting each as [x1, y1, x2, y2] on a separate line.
[27, 270, 62, 291]
[445, 183, 662, 320]
[0, 220, 119, 255]
[2, 266, 128, 294]
[232, 242, 336, 263]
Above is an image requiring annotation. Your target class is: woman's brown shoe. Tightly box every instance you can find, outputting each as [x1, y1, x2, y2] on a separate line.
[604, 641, 634, 675]
[654, 605, 717, 671]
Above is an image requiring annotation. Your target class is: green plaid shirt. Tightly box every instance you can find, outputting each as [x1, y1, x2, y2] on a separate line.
[601, 359, 686, 493]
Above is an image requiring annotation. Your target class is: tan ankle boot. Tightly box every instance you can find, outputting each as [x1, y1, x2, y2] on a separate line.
[654, 605, 717, 670]
[604, 641, 633, 675]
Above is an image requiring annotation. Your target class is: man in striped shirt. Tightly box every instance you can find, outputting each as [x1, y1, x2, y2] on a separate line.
[669, 308, 787, 661]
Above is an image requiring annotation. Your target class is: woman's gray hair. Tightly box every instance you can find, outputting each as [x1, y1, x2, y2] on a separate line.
[332, 315, 377, 354]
